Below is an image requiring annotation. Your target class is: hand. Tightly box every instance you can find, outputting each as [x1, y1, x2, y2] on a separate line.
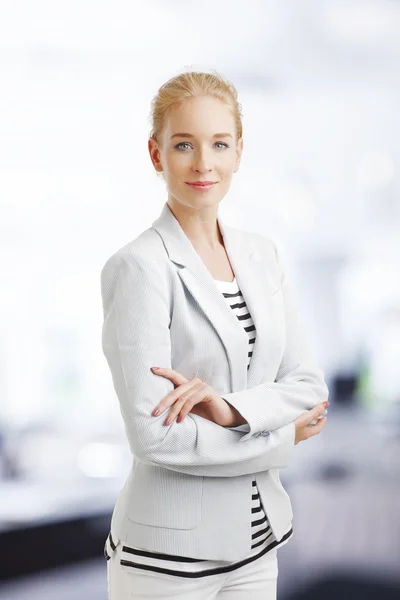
[294, 401, 329, 445]
[150, 367, 235, 426]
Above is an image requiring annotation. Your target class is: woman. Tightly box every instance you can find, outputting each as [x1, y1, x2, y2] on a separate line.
[101, 70, 329, 599]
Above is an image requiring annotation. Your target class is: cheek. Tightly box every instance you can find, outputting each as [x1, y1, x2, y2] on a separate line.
[166, 155, 189, 176]
[219, 169, 234, 184]
[220, 156, 236, 174]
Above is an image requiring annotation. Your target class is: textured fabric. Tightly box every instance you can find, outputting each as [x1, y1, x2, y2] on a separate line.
[104, 516, 292, 580]
[103, 278, 294, 576]
[106, 535, 280, 599]
[100, 201, 329, 561]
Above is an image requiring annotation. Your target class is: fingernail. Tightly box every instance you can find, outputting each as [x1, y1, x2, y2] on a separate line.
[151, 367, 160, 370]
[152, 407, 160, 416]
[323, 401, 329, 407]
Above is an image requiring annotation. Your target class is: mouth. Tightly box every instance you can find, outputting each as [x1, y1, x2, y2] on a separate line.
[186, 182, 217, 191]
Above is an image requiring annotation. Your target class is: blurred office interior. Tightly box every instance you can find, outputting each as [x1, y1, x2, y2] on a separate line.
[0, 1, 399, 598]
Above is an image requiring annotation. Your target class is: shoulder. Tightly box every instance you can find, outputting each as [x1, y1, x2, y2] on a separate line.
[226, 225, 284, 290]
[227, 224, 279, 262]
[99, 228, 170, 307]
[101, 228, 166, 278]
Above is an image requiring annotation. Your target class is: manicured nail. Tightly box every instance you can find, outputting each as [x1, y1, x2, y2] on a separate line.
[151, 367, 160, 370]
[152, 407, 160, 416]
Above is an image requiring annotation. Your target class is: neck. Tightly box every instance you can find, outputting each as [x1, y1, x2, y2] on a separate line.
[167, 199, 223, 251]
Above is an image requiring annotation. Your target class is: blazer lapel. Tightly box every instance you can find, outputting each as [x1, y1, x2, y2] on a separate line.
[151, 202, 280, 393]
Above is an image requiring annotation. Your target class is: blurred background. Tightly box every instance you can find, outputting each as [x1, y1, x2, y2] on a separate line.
[1, 0, 400, 598]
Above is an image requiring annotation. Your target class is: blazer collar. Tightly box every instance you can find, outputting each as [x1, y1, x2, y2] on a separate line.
[151, 202, 279, 393]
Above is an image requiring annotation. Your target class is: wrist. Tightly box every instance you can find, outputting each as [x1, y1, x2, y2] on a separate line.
[222, 399, 248, 427]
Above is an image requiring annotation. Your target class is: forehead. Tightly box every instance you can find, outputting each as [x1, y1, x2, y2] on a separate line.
[164, 96, 235, 134]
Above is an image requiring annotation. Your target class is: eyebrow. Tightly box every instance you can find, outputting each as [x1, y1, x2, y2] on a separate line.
[170, 133, 233, 139]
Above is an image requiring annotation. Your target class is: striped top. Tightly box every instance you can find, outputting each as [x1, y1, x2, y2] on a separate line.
[104, 276, 293, 577]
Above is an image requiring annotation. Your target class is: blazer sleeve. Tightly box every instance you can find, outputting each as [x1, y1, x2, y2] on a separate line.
[100, 250, 296, 478]
[220, 239, 329, 443]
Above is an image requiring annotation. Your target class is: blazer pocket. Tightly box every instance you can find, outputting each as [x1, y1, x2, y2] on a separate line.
[126, 463, 203, 530]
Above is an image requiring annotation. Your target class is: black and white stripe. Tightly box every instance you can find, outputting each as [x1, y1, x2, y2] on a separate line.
[104, 526, 293, 578]
[217, 278, 256, 371]
[216, 278, 277, 553]
[104, 276, 293, 577]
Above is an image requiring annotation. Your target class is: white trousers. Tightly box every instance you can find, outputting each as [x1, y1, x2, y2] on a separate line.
[107, 542, 279, 600]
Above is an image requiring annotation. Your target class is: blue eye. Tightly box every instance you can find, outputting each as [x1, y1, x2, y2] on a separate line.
[175, 142, 191, 151]
[175, 142, 229, 151]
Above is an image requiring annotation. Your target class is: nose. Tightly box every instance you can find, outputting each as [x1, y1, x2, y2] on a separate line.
[192, 148, 213, 172]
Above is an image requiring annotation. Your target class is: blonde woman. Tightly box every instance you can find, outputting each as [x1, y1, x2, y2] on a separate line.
[101, 70, 329, 599]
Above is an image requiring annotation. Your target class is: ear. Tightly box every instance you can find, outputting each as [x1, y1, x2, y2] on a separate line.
[148, 137, 163, 173]
[234, 138, 243, 173]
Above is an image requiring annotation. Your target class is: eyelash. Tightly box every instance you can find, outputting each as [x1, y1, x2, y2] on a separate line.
[174, 142, 230, 151]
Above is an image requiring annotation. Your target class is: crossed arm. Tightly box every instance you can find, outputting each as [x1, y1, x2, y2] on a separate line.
[220, 241, 328, 441]
[100, 244, 328, 478]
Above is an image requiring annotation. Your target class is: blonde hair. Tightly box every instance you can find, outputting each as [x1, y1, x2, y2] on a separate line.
[149, 69, 243, 147]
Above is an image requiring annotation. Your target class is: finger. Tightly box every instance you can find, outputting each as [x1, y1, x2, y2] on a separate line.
[153, 379, 199, 416]
[308, 416, 327, 437]
[151, 367, 189, 386]
[164, 397, 187, 425]
[174, 383, 206, 423]
[177, 384, 206, 422]
[164, 383, 204, 425]
[309, 402, 328, 420]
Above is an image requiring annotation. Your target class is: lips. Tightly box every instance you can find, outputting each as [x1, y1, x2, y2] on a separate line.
[187, 182, 216, 185]
[186, 182, 217, 191]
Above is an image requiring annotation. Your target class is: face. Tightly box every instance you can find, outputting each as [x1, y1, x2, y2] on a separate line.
[148, 95, 243, 211]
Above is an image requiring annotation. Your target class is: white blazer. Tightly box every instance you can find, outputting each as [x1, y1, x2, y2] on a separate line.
[100, 201, 329, 562]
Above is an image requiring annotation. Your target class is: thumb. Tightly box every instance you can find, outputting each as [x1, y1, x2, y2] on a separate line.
[310, 402, 327, 419]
